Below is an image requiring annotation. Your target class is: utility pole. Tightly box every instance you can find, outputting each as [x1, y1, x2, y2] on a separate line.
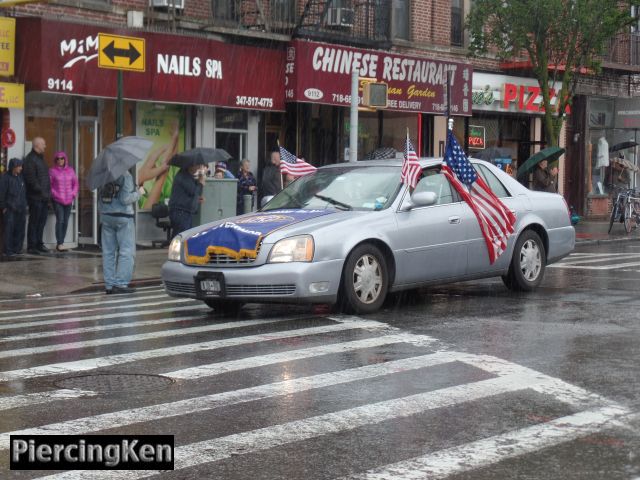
[349, 65, 358, 162]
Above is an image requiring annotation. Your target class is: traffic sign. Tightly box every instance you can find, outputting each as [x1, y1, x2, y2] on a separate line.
[98, 33, 145, 72]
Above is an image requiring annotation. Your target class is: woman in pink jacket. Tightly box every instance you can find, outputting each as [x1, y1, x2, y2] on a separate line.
[49, 151, 78, 252]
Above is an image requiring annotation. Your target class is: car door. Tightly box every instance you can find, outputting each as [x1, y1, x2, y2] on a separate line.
[392, 169, 468, 285]
[463, 163, 517, 274]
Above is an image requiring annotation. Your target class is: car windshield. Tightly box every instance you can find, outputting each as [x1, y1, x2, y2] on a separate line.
[263, 165, 403, 211]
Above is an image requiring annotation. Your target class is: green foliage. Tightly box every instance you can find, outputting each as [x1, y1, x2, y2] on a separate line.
[467, 0, 640, 146]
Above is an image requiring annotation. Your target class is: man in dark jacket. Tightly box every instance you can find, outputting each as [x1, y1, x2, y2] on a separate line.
[0, 158, 28, 257]
[168, 164, 205, 238]
[260, 149, 282, 205]
[23, 137, 51, 254]
[532, 159, 558, 193]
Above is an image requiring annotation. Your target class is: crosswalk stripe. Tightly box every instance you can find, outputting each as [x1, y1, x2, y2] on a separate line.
[166, 333, 435, 379]
[0, 351, 447, 448]
[0, 285, 162, 306]
[0, 315, 288, 342]
[0, 297, 195, 321]
[0, 292, 169, 318]
[0, 389, 97, 412]
[0, 316, 344, 359]
[553, 254, 640, 266]
[550, 260, 640, 270]
[0, 304, 207, 331]
[339, 406, 631, 480]
[37, 373, 556, 480]
[0, 319, 389, 382]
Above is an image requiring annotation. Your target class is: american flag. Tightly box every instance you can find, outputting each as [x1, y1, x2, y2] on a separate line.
[442, 130, 516, 264]
[279, 146, 317, 177]
[401, 132, 421, 189]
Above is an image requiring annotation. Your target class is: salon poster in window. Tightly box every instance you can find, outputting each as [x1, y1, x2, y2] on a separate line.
[135, 103, 185, 210]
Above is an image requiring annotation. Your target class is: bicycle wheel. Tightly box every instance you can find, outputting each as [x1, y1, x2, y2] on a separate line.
[624, 201, 634, 233]
[609, 198, 620, 233]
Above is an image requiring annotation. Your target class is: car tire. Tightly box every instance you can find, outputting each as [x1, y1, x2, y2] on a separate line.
[340, 244, 388, 314]
[203, 299, 244, 315]
[502, 230, 546, 292]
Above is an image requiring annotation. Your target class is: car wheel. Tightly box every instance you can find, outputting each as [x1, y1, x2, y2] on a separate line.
[341, 244, 388, 314]
[203, 299, 244, 315]
[503, 230, 546, 292]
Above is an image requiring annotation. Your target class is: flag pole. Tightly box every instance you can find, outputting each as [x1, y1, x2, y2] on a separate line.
[276, 139, 283, 191]
[446, 70, 453, 132]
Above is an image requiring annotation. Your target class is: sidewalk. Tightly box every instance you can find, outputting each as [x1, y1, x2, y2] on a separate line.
[0, 221, 638, 300]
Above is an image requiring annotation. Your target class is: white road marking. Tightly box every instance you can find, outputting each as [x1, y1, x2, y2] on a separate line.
[550, 260, 640, 270]
[0, 319, 389, 382]
[38, 373, 574, 480]
[0, 350, 445, 448]
[0, 389, 97, 412]
[553, 253, 640, 266]
[0, 305, 208, 332]
[0, 285, 162, 305]
[0, 298, 196, 321]
[0, 292, 169, 318]
[339, 406, 632, 480]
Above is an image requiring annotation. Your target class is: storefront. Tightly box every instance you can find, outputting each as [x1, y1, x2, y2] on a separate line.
[14, 18, 285, 246]
[580, 96, 640, 218]
[283, 39, 472, 163]
[466, 72, 564, 184]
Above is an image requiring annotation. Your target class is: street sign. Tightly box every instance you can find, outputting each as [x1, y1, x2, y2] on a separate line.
[98, 33, 145, 72]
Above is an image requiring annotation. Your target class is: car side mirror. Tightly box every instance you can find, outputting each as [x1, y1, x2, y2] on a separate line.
[401, 191, 438, 211]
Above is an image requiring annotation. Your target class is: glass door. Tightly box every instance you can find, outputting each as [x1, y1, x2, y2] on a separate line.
[77, 120, 99, 244]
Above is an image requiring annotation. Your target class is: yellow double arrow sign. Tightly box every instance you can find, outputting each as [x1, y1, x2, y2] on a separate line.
[98, 33, 145, 72]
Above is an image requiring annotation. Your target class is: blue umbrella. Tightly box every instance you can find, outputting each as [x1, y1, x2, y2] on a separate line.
[87, 136, 153, 190]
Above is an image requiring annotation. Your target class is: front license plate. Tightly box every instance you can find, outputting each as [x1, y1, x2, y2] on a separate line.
[195, 272, 225, 297]
[200, 279, 220, 293]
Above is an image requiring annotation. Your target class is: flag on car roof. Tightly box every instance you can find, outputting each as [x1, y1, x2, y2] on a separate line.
[442, 130, 516, 264]
[401, 131, 421, 189]
[279, 145, 317, 177]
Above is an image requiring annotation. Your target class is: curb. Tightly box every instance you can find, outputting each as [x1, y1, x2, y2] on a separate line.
[69, 277, 163, 295]
[575, 236, 640, 246]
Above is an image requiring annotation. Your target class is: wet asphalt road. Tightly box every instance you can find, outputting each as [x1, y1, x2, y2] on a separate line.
[0, 242, 638, 479]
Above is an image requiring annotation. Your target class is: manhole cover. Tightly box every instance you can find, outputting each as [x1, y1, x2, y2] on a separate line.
[55, 373, 174, 393]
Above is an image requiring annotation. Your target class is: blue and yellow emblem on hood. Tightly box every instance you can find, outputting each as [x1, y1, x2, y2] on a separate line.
[184, 209, 336, 264]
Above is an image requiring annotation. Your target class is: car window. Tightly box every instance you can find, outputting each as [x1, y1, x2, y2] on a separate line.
[474, 164, 511, 198]
[414, 170, 455, 205]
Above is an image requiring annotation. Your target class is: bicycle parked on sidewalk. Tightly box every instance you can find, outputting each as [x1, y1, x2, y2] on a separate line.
[608, 186, 640, 234]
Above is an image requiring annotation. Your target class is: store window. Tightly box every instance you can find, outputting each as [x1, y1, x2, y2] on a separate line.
[25, 93, 73, 168]
[215, 108, 248, 175]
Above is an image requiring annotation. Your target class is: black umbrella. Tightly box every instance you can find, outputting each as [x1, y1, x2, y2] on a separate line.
[170, 148, 232, 169]
[474, 146, 513, 161]
[609, 141, 638, 153]
[87, 136, 153, 190]
[363, 147, 397, 160]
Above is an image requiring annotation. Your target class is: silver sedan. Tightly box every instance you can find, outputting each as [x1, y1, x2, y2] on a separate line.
[161, 158, 575, 314]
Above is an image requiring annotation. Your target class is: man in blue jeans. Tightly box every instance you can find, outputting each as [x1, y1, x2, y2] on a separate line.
[98, 170, 143, 294]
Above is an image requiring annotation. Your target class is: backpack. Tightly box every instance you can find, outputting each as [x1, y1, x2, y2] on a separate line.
[99, 180, 121, 204]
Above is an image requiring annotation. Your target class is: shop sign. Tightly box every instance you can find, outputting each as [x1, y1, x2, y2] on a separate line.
[0, 17, 15, 76]
[614, 97, 640, 129]
[285, 39, 472, 116]
[1, 127, 15, 147]
[0, 81, 23, 108]
[468, 125, 485, 149]
[15, 18, 285, 111]
[472, 73, 567, 114]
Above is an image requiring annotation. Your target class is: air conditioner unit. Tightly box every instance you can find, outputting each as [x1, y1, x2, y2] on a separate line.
[326, 8, 354, 27]
[150, 0, 184, 10]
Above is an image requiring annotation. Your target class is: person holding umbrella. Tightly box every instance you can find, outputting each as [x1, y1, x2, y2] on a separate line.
[168, 157, 206, 238]
[532, 159, 559, 192]
[88, 136, 153, 295]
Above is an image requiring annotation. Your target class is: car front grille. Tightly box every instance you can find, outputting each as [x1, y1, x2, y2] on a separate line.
[226, 284, 296, 296]
[164, 281, 196, 296]
[207, 253, 256, 265]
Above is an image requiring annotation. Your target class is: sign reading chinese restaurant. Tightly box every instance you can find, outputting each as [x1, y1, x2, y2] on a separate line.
[472, 73, 568, 114]
[285, 39, 472, 115]
[15, 18, 285, 111]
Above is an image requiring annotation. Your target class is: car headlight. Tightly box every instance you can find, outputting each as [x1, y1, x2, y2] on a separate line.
[168, 235, 183, 261]
[268, 235, 314, 263]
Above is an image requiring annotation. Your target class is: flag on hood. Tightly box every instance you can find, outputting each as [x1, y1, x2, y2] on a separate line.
[279, 146, 317, 177]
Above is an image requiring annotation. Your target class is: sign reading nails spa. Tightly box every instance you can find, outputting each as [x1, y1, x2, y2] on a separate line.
[285, 39, 472, 115]
[14, 18, 285, 111]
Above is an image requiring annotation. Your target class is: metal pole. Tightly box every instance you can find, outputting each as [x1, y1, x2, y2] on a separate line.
[349, 65, 358, 162]
[116, 70, 123, 139]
